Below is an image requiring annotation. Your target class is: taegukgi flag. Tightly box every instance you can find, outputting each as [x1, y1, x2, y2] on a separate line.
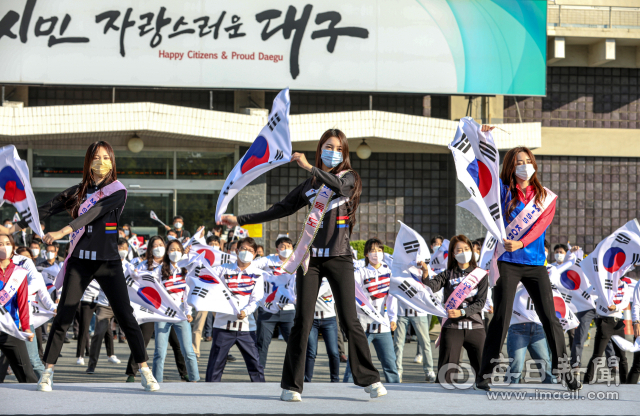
[215, 88, 292, 222]
[0, 145, 44, 237]
[390, 221, 431, 278]
[448, 117, 506, 245]
[478, 231, 498, 271]
[429, 239, 450, 273]
[126, 269, 187, 324]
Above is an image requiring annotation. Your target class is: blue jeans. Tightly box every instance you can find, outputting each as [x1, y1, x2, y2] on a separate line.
[26, 325, 44, 379]
[393, 315, 434, 375]
[305, 317, 340, 382]
[153, 320, 200, 382]
[506, 323, 555, 384]
[344, 332, 400, 383]
[256, 309, 294, 368]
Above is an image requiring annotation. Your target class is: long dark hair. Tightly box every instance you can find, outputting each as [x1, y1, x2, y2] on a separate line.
[500, 146, 546, 217]
[313, 129, 362, 233]
[145, 235, 165, 271]
[161, 240, 186, 281]
[447, 235, 477, 271]
[363, 238, 384, 266]
[70, 141, 117, 219]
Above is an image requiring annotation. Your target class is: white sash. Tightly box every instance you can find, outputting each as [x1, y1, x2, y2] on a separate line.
[489, 187, 557, 286]
[282, 170, 349, 275]
[0, 267, 28, 306]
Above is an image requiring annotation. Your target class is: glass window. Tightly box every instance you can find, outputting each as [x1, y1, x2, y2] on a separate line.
[119, 191, 173, 240]
[176, 151, 234, 180]
[32, 149, 174, 179]
[176, 190, 221, 235]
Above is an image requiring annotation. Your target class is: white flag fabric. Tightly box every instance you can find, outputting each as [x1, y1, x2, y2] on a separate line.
[612, 335, 640, 353]
[429, 239, 450, 273]
[262, 274, 296, 314]
[390, 270, 447, 317]
[215, 88, 292, 222]
[581, 219, 640, 311]
[149, 210, 168, 228]
[189, 243, 237, 267]
[0, 145, 44, 237]
[390, 221, 431, 278]
[354, 281, 387, 326]
[233, 226, 250, 240]
[41, 263, 61, 293]
[448, 118, 506, 245]
[512, 283, 578, 331]
[185, 262, 240, 315]
[478, 231, 498, 270]
[548, 253, 595, 313]
[12, 212, 19, 223]
[29, 300, 56, 329]
[0, 304, 30, 340]
[551, 287, 580, 332]
[126, 269, 186, 324]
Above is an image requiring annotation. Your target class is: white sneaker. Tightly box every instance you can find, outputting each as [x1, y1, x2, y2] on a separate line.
[76, 357, 85, 365]
[366, 382, 387, 398]
[280, 389, 302, 402]
[108, 355, 121, 364]
[37, 368, 54, 392]
[426, 370, 436, 382]
[139, 367, 160, 392]
[413, 354, 423, 364]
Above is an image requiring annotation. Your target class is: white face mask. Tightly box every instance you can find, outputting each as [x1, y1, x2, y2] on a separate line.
[278, 249, 293, 259]
[515, 163, 536, 181]
[554, 253, 565, 263]
[124, 230, 130, 236]
[237, 250, 254, 263]
[118, 250, 128, 260]
[168, 251, 182, 263]
[167, 235, 176, 241]
[3, 223, 11, 228]
[0, 246, 12, 259]
[455, 250, 473, 265]
[432, 245, 441, 253]
[474, 252, 480, 262]
[152, 247, 165, 258]
[30, 248, 40, 258]
[46, 251, 56, 260]
[368, 252, 384, 265]
[174, 222, 183, 229]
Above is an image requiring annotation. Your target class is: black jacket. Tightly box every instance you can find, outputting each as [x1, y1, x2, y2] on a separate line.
[19, 181, 126, 262]
[423, 265, 488, 329]
[238, 167, 355, 257]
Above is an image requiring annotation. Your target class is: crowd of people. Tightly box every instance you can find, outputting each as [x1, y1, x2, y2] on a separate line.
[0, 130, 639, 403]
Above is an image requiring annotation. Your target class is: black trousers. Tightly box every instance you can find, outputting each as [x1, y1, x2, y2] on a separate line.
[76, 301, 97, 358]
[35, 326, 43, 360]
[205, 328, 264, 382]
[125, 322, 188, 377]
[43, 257, 147, 365]
[0, 333, 38, 383]
[88, 305, 115, 368]
[628, 351, 640, 384]
[281, 255, 380, 393]
[584, 317, 628, 384]
[476, 261, 566, 384]
[437, 327, 485, 384]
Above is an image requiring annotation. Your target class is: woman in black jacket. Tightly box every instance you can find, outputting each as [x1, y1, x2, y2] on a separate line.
[421, 234, 488, 385]
[220, 129, 383, 401]
[19, 141, 158, 392]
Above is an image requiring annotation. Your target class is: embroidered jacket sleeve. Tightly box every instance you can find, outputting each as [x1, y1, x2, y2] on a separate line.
[241, 273, 264, 316]
[386, 294, 398, 323]
[68, 190, 126, 231]
[237, 181, 308, 226]
[422, 270, 447, 292]
[461, 275, 489, 318]
[520, 198, 556, 248]
[17, 185, 79, 229]
[310, 168, 355, 197]
[33, 273, 55, 311]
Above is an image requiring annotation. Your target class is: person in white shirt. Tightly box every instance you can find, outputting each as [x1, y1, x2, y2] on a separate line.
[205, 237, 266, 382]
[583, 279, 631, 384]
[344, 239, 399, 383]
[253, 236, 296, 368]
[152, 239, 199, 383]
[304, 278, 340, 382]
[86, 238, 130, 373]
[627, 279, 640, 384]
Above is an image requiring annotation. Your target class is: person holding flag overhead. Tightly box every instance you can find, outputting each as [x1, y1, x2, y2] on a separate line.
[464, 125, 580, 392]
[21, 141, 157, 392]
[220, 129, 384, 402]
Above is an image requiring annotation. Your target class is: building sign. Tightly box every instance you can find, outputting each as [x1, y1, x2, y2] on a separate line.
[0, 0, 547, 95]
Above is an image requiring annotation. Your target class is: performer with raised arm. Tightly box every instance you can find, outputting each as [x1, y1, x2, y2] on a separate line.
[15, 141, 158, 392]
[220, 129, 384, 402]
[473, 127, 581, 391]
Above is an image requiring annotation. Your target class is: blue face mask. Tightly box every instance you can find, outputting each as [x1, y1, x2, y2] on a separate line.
[321, 149, 343, 168]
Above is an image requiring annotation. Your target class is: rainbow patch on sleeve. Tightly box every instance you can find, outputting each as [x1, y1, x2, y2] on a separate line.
[105, 222, 118, 234]
[337, 216, 349, 228]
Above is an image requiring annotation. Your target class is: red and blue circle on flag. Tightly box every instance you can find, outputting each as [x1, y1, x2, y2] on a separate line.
[197, 249, 216, 266]
[241, 136, 270, 174]
[197, 274, 219, 284]
[560, 269, 582, 291]
[0, 166, 27, 203]
[466, 159, 492, 198]
[138, 287, 162, 309]
[553, 296, 567, 319]
[603, 247, 626, 273]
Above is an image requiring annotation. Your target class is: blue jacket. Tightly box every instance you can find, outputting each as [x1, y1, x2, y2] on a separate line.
[498, 180, 549, 266]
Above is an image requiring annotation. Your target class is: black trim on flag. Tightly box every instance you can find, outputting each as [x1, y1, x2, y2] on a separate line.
[604, 279, 613, 290]
[453, 134, 471, 154]
[615, 233, 631, 245]
[479, 141, 497, 163]
[403, 240, 420, 254]
[165, 307, 177, 317]
[489, 203, 501, 221]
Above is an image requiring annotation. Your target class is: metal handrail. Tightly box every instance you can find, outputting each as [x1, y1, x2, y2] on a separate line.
[548, 4, 640, 29]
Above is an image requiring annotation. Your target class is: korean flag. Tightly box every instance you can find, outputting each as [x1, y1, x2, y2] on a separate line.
[215, 89, 292, 222]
